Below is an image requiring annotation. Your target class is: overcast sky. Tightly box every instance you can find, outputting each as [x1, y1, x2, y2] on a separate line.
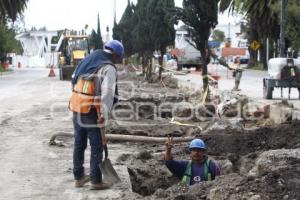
[23, 0, 239, 33]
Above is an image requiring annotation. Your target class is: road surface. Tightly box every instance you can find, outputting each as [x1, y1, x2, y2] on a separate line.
[0, 68, 133, 200]
[0, 66, 299, 199]
[174, 64, 300, 107]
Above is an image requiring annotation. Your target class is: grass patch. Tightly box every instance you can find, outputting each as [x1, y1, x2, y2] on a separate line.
[0, 65, 12, 73]
[249, 63, 266, 71]
[0, 66, 5, 72]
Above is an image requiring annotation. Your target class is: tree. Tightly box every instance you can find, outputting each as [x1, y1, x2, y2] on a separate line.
[90, 14, 104, 50]
[225, 0, 300, 67]
[0, 0, 28, 22]
[89, 29, 98, 50]
[273, 1, 300, 52]
[174, 0, 219, 92]
[0, 21, 22, 60]
[212, 29, 225, 42]
[132, 0, 156, 78]
[113, 0, 135, 57]
[148, 0, 175, 79]
[112, 19, 121, 41]
[0, 0, 26, 60]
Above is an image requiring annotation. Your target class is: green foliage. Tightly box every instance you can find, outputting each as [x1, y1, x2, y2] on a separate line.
[114, 0, 175, 59]
[0, 0, 28, 22]
[89, 29, 98, 50]
[132, 0, 154, 57]
[51, 30, 64, 44]
[174, 0, 218, 50]
[96, 14, 104, 49]
[147, 0, 175, 53]
[212, 29, 225, 42]
[89, 14, 103, 50]
[229, 0, 300, 55]
[113, 0, 135, 57]
[0, 22, 22, 56]
[0, 0, 26, 57]
[271, 0, 300, 50]
[249, 62, 265, 71]
[173, 0, 219, 90]
[286, 4, 300, 50]
[0, 65, 6, 72]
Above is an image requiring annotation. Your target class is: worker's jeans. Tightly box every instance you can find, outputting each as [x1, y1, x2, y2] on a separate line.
[72, 110, 103, 183]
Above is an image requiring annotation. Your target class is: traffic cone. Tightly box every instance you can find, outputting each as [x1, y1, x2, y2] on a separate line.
[48, 65, 56, 77]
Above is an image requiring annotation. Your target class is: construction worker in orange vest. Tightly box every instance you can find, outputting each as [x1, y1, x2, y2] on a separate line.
[69, 40, 124, 190]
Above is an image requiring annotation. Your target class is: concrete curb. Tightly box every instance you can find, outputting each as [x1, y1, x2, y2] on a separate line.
[292, 109, 300, 120]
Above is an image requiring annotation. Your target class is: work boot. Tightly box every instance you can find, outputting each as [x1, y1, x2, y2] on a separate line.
[90, 182, 113, 190]
[75, 175, 90, 188]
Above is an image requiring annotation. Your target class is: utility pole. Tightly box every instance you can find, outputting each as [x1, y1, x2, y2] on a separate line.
[227, 22, 231, 46]
[279, 0, 288, 57]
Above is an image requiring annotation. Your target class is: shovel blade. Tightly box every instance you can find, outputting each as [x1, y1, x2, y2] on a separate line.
[99, 158, 121, 184]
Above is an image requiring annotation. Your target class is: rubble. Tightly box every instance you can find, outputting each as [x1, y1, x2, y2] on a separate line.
[2, 66, 300, 199]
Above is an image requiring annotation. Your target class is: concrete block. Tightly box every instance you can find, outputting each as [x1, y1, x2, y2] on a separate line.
[269, 104, 292, 124]
[292, 109, 300, 120]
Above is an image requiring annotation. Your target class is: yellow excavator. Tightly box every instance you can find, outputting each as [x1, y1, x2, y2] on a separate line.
[57, 33, 89, 80]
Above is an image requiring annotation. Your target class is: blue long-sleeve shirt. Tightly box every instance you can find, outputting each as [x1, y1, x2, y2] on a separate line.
[165, 156, 221, 185]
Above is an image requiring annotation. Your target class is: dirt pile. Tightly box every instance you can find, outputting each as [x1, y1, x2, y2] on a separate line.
[46, 67, 300, 199]
[119, 121, 300, 200]
[108, 69, 300, 199]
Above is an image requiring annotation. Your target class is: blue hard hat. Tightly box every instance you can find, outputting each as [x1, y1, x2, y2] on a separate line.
[104, 40, 124, 58]
[189, 139, 206, 150]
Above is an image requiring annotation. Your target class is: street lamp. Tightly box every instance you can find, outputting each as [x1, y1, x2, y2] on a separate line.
[279, 0, 288, 57]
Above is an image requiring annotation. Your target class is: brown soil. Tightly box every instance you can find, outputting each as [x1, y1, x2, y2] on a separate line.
[107, 70, 300, 200]
[43, 68, 300, 199]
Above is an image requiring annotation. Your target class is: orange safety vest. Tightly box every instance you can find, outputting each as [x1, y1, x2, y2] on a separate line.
[69, 76, 101, 114]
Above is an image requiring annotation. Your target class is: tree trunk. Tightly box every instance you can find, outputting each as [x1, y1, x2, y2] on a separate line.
[247, 20, 259, 68]
[142, 56, 146, 76]
[158, 50, 165, 80]
[200, 47, 209, 101]
[260, 37, 268, 70]
[146, 57, 152, 82]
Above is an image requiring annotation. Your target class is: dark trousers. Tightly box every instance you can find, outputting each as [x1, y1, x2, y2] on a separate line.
[72, 109, 103, 183]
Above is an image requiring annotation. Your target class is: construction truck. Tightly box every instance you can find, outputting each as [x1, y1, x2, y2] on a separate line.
[263, 58, 300, 99]
[174, 27, 222, 71]
[56, 33, 89, 80]
[175, 27, 202, 70]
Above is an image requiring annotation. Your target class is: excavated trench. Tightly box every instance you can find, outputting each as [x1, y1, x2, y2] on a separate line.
[48, 68, 300, 199]
[108, 69, 300, 199]
[115, 121, 300, 199]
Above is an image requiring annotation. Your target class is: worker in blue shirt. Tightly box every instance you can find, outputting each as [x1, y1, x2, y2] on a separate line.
[164, 137, 221, 186]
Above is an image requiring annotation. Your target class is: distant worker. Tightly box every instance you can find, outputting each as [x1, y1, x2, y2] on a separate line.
[232, 56, 243, 91]
[69, 40, 124, 190]
[164, 137, 221, 186]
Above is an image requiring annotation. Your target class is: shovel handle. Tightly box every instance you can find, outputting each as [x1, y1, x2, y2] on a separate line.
[104, 144, 108, 159]
[100, 128, 108, 159]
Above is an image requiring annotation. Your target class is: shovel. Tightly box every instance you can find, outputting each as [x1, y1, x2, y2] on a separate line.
[99, 127, 121, 184]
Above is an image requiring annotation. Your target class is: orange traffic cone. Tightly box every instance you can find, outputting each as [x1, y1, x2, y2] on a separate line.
[48, 65, 56, 77]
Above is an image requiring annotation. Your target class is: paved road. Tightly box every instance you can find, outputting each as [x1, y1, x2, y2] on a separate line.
[174, 64, 300, 107]
[0, 68, 50, 98]
[0, 67, 134, 199]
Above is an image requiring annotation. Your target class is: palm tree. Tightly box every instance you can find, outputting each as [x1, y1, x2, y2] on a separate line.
[0, 0, 28, 22]
[220, 0, 279, 68]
